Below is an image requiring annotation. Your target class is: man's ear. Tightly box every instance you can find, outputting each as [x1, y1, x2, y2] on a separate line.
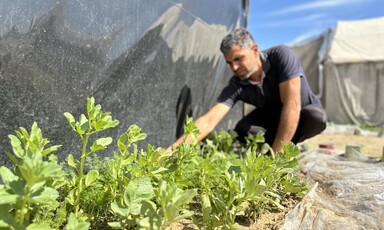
[252, 44, 259, 54]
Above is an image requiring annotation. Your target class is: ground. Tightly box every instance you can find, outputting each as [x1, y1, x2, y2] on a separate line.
[304, 132, 383, 158]
[167, 132, 384, 229]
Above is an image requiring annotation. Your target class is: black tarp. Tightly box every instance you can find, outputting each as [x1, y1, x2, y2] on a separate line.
[0, 0, 249, 165]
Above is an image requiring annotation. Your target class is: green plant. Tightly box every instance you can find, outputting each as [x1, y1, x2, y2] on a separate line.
[0, 122, 65, 229]
[108, 176, 160, 229]
[156, 181, 197, 227]
[64, 213, 90, 230]
[190, 131, 307, 229]
[0, 97, 308, 229]
[64, 97, 119, 217]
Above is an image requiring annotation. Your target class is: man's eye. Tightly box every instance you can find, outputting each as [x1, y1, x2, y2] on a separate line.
[235, 56, 243, 62]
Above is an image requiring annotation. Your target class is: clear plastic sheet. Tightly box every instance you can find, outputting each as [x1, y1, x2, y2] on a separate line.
[281, 151, 384, 229]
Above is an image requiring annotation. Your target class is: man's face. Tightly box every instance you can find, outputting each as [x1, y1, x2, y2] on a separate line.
[224, 44, 260, 80]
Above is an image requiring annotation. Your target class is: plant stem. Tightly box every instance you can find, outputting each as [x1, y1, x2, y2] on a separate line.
[75, 133, 90, 216]
[113, 157, 123, 201]
[16, 185, 31, 226]
[15, 199, 26, 225]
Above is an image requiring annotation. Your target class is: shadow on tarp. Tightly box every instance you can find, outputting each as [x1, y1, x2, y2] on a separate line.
[0, 1, 246, 167]
[281, 151, 384, 229]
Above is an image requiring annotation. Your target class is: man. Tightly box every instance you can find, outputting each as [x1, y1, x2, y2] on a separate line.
[166, 28, 326, 153]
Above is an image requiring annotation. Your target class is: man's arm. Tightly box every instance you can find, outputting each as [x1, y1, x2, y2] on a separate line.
[272, 77, 301, 152]
[165, 103, 231, 153]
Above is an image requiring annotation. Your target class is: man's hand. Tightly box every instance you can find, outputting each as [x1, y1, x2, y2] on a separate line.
[163, 103, 231, 155]
[161, 146, 174, 156]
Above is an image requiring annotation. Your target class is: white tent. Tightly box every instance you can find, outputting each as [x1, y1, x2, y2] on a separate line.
[292, 17, 384, 126]
[327, 17, 384, 63]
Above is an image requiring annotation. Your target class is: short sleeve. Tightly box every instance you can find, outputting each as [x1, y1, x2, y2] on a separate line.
[216, 77, 242, 107]
[271, 46, 304, 83]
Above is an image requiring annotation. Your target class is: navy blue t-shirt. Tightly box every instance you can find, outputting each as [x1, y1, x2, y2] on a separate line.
[217, 45, 321, 114]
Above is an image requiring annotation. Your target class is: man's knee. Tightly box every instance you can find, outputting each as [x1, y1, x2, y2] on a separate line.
[301, 105, 327, 138]
[303, 104, 327, 131]
[297, 104, 327, 142]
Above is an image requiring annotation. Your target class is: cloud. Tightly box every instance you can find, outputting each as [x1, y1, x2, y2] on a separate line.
[252, 13, 331, 28]
[288, 28, 325, 45]
[268, 0, 372, 16]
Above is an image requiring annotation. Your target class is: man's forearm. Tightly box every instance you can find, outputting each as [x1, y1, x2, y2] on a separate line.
[165, 103, 230, 154]
[272, 105, 300, 152]
[166, 116, 215, 152]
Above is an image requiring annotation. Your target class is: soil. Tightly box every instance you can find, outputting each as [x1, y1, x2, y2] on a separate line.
[304, 132, 384, 158]
[166, 133, 384, 229]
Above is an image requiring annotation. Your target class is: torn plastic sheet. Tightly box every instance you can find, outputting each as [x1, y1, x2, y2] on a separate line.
[281, 151, 384, 229]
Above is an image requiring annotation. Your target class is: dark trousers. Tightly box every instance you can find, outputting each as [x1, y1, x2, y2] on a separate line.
[234, 104, 327, 146]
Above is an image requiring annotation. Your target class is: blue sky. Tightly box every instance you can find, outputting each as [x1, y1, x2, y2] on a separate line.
[248, 0, 384, 50]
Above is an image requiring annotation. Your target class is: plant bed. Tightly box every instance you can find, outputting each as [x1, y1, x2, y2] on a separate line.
[0, 98, 307, 230]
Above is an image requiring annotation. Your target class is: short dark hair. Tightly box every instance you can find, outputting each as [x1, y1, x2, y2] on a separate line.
[220, 28, 255, 54]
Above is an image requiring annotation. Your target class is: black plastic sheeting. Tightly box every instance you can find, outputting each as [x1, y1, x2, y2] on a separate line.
[0, 0, 249, 165]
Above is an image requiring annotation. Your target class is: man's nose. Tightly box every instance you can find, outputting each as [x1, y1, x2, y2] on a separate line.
[230, 63, 239, 72]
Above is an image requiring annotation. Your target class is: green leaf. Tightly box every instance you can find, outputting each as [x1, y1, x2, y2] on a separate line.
[64, 112, 76, 130]
[0, 204, 18, 229]
[227, 165, 241, 175]
[157, 181, 197, 224]
[30, 122, 42, 143]
[75, 114, 88, 135]
[213, 194, 227, 211]
[48, 154, 58, 163]
[94, 114, 119, 131]
[64, 213, 90, 230]
[110, 202, 130, 217]
[8, 180, 25, 197]
[260, 143, 271, 155]
[183, 117, 200, 145]
[85, 170, 99, 187]
[90, 137, 113, 152]
[79, 114, 89, 131]
[264, 191, 281, 199]
[5, 152, 19, 165]
[42, 145, 62, 156]
[117, 125, 146, 153]
[201, 194, 212, 224]
[0, 195, 19, 205]
[8, 134, 24, 158]
[139, 217, 162, 230]
[170, 188, 197, 208]
[65, 190, 76, 206]
[17, 127, 29, 144]
[67, 154, 78, 170]
[282, 178, 306, 194]
[140, 200, 157, 215]
[0, 186, 19, 205]
[107, 222, 123, 229]
[30, 187, 59, 206]
[171, 210, 195, 223]
[150, 167, 168, 175]
[127, 125, 147, 143]
[87, 97, 96, 116]
[0, 167, 19, 185]
[117, 133, 128, 152]
[18, 152, 63, 187]
[26, 223, 52, 230]
[245, 180, 266, 198]
[124, 177, 154, 215]
[120, 154, 137, 166]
